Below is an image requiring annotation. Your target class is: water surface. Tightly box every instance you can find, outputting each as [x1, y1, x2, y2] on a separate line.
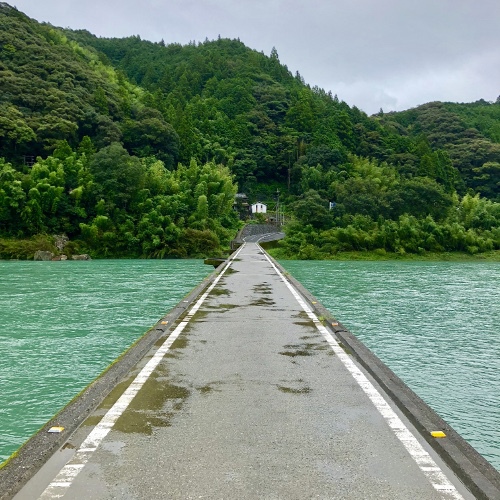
[2, 258, 498, 472]
[280, 260, 500, 470]
[0, 259, 209, 462]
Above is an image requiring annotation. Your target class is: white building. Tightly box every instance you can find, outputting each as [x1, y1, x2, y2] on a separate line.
[251, 202, 267, 214]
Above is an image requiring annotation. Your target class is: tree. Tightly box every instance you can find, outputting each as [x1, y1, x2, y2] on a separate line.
[292, 190, 333, 229]
[0, 104, 36, 157]
[0, 160, 26, 235]
[89, 143, 145, 211]
[393, 177, 454, 221]
[470, 162, 500, 200]
[121, 107, 180, 167]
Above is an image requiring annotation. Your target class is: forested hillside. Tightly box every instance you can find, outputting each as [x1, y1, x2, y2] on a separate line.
[0, 3, 237, 257]
[380, 101, 500, 200]
[1, 3, 499, 259]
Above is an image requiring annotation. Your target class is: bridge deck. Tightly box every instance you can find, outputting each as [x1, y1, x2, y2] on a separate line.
[16, 243, 473, 499]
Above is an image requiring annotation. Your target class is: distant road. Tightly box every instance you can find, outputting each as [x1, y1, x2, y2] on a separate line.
[243, 231, 285, 242]
[239, 223, 285, 243]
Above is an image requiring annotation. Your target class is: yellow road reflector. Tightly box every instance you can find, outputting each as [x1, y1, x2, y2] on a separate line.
[431, 431, 446, 438]
[48, 426, 65, 433]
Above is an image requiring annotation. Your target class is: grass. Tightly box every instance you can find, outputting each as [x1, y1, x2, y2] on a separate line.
[0, 235, 56, 260]
[267, 247, 500, 262]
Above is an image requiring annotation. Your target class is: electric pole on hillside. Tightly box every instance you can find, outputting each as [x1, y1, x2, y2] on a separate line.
[276, 189, 280, 228]
[275, 189, 284, 227]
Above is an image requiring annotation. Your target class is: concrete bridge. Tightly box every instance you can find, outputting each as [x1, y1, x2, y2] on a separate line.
[3, 242, 500, 499]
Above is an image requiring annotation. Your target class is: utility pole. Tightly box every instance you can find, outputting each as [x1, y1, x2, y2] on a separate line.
[288, 152, 291, 192]
[276, 189, 280, 228]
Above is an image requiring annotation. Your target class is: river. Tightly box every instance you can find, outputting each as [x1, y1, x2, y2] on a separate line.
[280, 260, 500, 471]
[0, 259, 210, 463]
[1, 259, 498, 471]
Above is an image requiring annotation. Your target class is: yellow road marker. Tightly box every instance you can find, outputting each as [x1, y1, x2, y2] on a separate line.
[431, 431, 446, 438]
[48, 426, 65, 433]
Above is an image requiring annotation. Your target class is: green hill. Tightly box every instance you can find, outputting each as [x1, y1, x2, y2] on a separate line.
[381, 101, 500, 199]
[0, 3, 499, 259]
[0, 4, 143, 159]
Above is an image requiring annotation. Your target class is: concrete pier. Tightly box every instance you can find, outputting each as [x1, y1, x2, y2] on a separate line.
[7, 243, 500, 499]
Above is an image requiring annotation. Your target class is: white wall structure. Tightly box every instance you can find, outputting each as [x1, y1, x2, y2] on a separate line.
[251, 202, 267, 214]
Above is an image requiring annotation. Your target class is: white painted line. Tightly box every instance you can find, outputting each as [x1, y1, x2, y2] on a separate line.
[262, 250, 464, 500]
[39, 244, 246, 499]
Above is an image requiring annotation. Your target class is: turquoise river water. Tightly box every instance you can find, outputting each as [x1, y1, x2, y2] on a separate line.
[0, 259, 498, 472]
[280, 260, 500, 471]
[0, 259, 210, 463]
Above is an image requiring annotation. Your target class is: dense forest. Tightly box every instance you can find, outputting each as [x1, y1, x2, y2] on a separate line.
[1, 3, 499, 259]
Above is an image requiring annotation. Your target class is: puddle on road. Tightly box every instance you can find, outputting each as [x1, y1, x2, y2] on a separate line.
[196, 304, 239, 315]
[87, 360, 191, 436]
[280, 349, 313, 357]
[82, 414, 104, 427]
[294, 320, 316, 328]
[191, 310, 209, 322]
[277, 385, 312, 394]
[197, 381, 223, 395]
[210, 288, 231, 296]
[154, 336, 167, 347]
[217, 303, 239, 310]
[252, 283, 273, 295]
[277, 377, 312, 394]
[250, 297, 276, 307]
[300, 335, 317, 340]
[171, 335, 189, 350]
[293, 311, 310, 320]
[113, 375, 190, 435]
[97, 376, 136, 411]
[249, 283, 275, 305]
[280, 342, 328, 357]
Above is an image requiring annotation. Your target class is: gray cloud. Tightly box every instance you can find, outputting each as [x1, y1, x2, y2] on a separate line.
[11, 0, 500, 114]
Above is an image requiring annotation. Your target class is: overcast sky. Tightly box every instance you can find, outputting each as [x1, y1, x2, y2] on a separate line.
[10, 0, 500, 115]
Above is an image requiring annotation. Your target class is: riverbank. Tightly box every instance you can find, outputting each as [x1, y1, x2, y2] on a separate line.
[4, 234, 500, 262]
[266, 245, 500, 262]
[0, 235, 235, 261]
